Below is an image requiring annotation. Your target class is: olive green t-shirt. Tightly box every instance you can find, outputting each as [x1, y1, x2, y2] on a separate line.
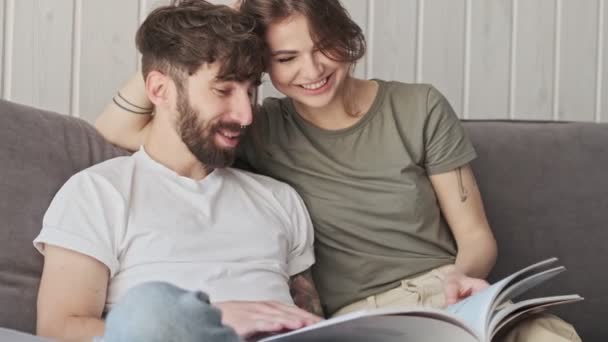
[240, 81, 477, 315]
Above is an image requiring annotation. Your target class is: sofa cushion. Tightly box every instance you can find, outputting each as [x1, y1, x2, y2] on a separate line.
[0, 100, 129, 333]
[464, 120, 608, 342]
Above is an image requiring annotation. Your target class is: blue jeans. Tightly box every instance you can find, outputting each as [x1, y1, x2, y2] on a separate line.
[99, 282, 241, 342]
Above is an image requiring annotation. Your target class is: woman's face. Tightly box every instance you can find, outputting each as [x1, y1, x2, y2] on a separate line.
[265, 14, 350, 110]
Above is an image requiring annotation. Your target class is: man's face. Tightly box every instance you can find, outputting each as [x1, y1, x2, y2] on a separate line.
[174, 63, 256, 168]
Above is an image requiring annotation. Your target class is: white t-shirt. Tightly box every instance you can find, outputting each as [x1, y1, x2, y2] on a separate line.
[34, 148, 314, 312]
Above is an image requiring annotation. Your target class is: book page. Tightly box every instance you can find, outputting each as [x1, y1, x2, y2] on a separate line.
[489, 294, 583, 336]
[445, 278, 509, 338]
[446, 258, 560, 341]
[256, 312, 478, 342]
[491, 266, 565, 312]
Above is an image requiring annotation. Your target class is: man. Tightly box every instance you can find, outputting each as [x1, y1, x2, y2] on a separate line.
[33, 1, 321, 341]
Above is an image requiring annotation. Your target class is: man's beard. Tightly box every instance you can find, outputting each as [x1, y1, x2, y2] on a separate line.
[175, 91, 243, 169]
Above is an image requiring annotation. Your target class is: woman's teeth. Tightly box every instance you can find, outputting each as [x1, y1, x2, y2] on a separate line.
[300, 77, 328, 90]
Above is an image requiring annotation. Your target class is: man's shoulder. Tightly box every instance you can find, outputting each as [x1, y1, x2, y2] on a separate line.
[224, 167, 290, 188]
[66, 155, 135, 192]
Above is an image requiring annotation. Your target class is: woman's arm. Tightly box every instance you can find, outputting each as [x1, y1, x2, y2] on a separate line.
[429, 164, 498, 279]
[95, 73, 153, 151]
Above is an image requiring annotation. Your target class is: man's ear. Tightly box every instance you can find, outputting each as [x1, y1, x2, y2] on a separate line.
[145, 70, 172, 107]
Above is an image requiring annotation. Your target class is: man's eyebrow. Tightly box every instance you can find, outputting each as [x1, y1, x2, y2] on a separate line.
[211, 78, 233, 86]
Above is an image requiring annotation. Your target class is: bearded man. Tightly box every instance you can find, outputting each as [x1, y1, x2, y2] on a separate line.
[33, 2, 321, 341]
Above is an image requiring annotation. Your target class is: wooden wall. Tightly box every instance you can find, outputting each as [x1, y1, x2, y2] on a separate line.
[1, 0, 606, 123]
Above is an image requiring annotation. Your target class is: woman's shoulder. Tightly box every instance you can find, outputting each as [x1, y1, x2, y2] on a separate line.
[260, 96, 290, 116]
[377, 80, 438, 102]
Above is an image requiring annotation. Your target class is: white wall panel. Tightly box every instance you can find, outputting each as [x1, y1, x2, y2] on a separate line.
[468, 0, 512, 119]
[559, 0, 599, 122]
[511, 0, 556, 120]
[77, 0, 139, 122]
[146, 0, 170, 14]
[419, 0, 466, 116]
[370, 0, 417, 83]
[602, 0, 607, 123]
[0, 0, 5, 97]
[9, 0, 73, 114]
[342, 0, 368, 79]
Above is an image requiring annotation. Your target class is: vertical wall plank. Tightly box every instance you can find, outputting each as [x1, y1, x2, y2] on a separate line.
[0, 0, 5, 97]
[10, 0, 73, 114]
[78, 0, 139, 122]
[559, 0, 599, 122]
[420, 0, 466, 116]
[601, 0, 607, 123]
[210, 0, 235, 5]
[468, 0, 512, 119]
[342, 0, 368, 79]
[370, 0, 417, 82]
[512, 0, 556, 120]
[146, 0, 170, 14]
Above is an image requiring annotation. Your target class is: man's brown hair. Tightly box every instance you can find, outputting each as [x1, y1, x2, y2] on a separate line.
[136, 0, 266, 86]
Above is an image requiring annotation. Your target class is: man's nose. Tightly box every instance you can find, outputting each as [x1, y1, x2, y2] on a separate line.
[230, 92, 253, 126]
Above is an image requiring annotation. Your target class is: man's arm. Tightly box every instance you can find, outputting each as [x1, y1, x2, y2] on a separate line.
[289, 268, 324, 318]
[95, 73, 153, 151]
[36, 245, 109, 340]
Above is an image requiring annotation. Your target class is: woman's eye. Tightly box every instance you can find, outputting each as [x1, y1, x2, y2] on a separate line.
[276, 56, 295, 63]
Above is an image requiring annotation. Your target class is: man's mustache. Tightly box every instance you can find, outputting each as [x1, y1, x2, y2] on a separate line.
[213, 121, 247, 134]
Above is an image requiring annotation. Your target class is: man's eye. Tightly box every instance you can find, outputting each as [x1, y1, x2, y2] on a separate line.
[215, 88, 231, 96]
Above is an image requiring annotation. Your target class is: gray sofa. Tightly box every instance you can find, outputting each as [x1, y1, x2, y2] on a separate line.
[1, 99, 606, 341]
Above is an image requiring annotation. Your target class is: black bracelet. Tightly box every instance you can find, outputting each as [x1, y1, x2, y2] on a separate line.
[116, 91, 153, 111]
[112, 97, 153, 115]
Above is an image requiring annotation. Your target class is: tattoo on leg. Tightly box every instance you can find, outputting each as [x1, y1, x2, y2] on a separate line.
[457, 167, 468, 202]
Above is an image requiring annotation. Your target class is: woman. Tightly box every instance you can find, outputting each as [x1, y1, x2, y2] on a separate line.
[96, 1, 579, 340]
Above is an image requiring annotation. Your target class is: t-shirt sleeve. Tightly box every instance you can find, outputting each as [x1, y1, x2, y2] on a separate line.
[237, 103, 272, 171]
[423, 86, 477, 175]
[33, 172, 122, 276]
[281, 186, 315, 276]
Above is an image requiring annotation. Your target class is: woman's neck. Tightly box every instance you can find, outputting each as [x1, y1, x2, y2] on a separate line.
[293, 78, 378, 131]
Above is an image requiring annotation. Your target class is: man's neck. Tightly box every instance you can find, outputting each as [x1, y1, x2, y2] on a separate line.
[143, 115, 212, 180]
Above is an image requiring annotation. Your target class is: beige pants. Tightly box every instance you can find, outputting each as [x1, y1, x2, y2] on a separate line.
[332, 266, 581, 342]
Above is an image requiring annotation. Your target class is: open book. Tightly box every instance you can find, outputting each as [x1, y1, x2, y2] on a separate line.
[256, 258, 582, 342]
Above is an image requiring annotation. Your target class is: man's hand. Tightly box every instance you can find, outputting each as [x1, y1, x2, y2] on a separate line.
[442, 266, 489, 306]
[214, 301, 322, 338]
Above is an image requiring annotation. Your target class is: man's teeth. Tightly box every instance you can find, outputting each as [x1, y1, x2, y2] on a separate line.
[219, 131, 239, 138]
[301, 77, 328, 90]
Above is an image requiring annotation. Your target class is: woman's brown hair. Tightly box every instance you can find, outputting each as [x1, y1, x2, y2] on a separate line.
[239, 0, 366, 64]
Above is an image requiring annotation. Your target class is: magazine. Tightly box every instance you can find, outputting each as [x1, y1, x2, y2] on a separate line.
[256, 258, 582, 342]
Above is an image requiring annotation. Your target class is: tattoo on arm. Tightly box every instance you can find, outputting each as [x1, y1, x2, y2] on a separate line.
[456, 167, 468, 202]
[289, 269, 324, 317]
